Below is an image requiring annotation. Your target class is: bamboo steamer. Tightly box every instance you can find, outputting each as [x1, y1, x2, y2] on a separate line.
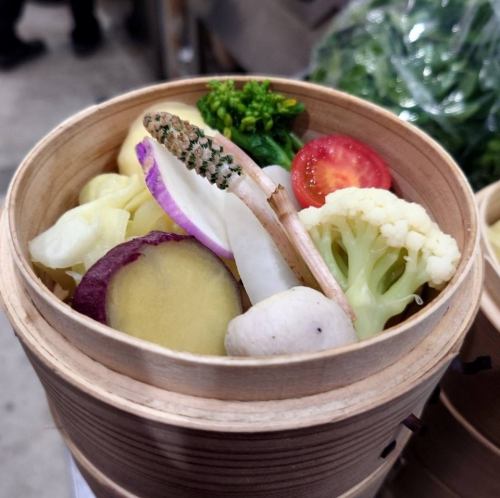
[478, 181, 500, 305]
[0, 207, 483, 497]
[3, 76, 479, 401]
[380, 452, 457, 498]
[383, 394, 500, 498]
[441, 181, 500, 446]
[382, 181, 500, 498]
[55, 411, 412, 498]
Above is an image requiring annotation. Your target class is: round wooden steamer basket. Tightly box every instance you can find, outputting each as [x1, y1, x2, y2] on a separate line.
[58, 416, 412, 498]
[478, 180, 500, 304]
[4, 76, 479, 401]
[442, 181, 500, 446]
[0, 213, 483, 498]
[382, 394, 500, 498]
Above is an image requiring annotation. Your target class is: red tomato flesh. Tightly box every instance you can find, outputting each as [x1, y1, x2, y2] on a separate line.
[291, 134, 392, 208]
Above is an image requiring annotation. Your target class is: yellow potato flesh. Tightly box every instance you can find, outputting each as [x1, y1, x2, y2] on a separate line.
[117, 102, 215, 178]
[126, 198, 185, 238]
[106, 241, 241, 355]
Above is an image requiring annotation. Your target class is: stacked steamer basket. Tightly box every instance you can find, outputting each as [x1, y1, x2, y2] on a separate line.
[383, 180, 500, 498]
[0, 77, 482, 498]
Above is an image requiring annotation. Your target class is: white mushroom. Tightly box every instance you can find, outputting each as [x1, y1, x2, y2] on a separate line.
[225, 286, 357, 356]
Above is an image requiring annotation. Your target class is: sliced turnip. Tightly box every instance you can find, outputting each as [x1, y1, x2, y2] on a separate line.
[225, 286, 357, 356]
[224, 178, 300, 304]
[224, 166, 301, 305]
[136, 137, 232, 258]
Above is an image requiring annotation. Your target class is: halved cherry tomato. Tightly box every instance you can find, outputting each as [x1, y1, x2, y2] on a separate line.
[291, 134, 392, 208]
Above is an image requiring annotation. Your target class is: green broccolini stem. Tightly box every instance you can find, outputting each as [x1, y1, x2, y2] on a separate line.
[229, 128, 294, 170]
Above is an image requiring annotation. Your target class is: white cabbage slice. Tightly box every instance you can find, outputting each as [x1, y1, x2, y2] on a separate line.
[82, 208, 130, 270]
[78, 173, 144, 207]
[30, 203, 131, 271]
[29, 174, 143, 272]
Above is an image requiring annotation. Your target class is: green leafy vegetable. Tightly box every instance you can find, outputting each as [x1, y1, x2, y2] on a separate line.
[309, 0, 500, 190]
[197, 80, 305, 170]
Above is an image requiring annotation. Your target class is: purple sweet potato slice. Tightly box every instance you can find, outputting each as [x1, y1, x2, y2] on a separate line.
[73, 231, 242, 355]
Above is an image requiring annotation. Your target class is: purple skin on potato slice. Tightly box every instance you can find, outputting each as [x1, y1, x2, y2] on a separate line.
[72, 231, 191, 324]
[136, 138, 233, 259]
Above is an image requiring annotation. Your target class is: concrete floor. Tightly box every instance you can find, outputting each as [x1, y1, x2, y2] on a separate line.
[0, 2, 157, 497]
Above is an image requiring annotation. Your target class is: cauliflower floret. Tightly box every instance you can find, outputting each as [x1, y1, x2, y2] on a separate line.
[299, 187, 460, 339]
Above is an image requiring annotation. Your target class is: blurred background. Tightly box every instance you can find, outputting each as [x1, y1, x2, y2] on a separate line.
[0, 0, 498, 497]
[0, 0, 349, 194]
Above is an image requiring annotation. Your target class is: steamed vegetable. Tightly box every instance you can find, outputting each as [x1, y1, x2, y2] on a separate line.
[291, 134, 392, 208]
[29, 172, 183, 288]
[488, 220, 500, 263]
[299, 187, 461, 339]
[80, 173, 184, 239]
[224, 174, 301, 305]
[79, 173, 139, 204]
[225, 287, 357, 356]
[136, 136, 232, 258]
[30, 174, 143, 274]
[144, 111, 353, 317]
[263, 165, 301, 211]
[73, 232, 242, 355]
[118, 101, 215, 178]
[197, 80, 304, 170]
[224, 165, 301, 305]
[126, 197, 184, 238]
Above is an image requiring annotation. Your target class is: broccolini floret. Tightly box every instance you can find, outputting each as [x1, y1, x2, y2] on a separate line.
[197, 80, 305, 169]
[299, 188, 461, 339]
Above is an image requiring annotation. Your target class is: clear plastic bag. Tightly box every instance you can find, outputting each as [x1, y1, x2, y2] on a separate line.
[309, 0, 500, 190]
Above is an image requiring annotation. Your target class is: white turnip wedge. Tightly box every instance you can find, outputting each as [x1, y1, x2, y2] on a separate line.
[225, 166, 302, 304]
[224, 179, 300, 305]
[136, 136, 232, 259]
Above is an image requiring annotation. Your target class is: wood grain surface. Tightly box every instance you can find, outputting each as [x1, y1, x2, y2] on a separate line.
[441, 183, 500, 446]
[3, 77, 480, 401]
[384, 394, 500, 498]
[442, 301, 500, 448]
[57, 409, 412, 498]
[478, 180, 500, 304]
